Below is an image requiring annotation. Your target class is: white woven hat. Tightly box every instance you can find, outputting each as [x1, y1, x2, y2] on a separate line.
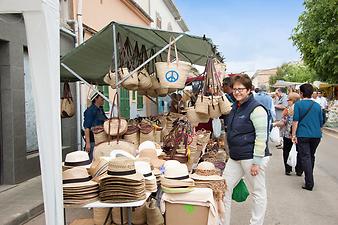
[163, 160, 181, 169]
[63, 167, 97, 188]
[88, 89, 99, 101]
[63, 151, 91, 169]
[190, 161, 223, 181]
[138, 141, 162, 156]
[135, 161, 156, 181]
[110, 150, 136, 160]
[161, 163, 194, 188]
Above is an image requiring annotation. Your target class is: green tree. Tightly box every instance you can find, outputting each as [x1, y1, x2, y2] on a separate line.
[291, 0, 338, 83]
[269, 63, 316, 86]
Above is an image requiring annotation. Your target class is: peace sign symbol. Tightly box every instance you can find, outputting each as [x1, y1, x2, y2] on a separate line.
[165, 70, 179, 83]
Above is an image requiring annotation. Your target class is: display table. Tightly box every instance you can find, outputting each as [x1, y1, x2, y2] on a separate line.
[65, 192, 151, 225]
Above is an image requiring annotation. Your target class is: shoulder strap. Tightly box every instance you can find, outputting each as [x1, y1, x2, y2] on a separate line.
[298, 101, 315, 123]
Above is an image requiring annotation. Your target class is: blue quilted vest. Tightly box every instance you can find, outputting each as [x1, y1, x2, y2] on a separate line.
[227, 95, 270, 160]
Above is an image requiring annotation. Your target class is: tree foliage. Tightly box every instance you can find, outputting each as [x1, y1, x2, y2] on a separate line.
[269, 63, 316, 85]
[291, 0, 338, 83]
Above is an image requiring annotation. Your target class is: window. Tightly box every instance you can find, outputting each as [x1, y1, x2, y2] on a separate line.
[102, 86, 109, 112]
[137, 93, 143, 109]
[132, 90, 136, 101]
[156, 12, 162, 29]
[167, 22, 173, 31]
[24, 48, 38, 153]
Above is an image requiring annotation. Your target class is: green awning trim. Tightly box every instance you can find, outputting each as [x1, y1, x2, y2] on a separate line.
[60, 21, 222, 84]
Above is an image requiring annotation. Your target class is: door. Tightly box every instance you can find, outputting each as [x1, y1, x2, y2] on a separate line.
[120, 88, 130, 119]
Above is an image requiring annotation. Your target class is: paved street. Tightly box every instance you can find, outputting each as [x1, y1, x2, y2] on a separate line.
[232, 132, 338, 225]
[25, 131, 338, 225]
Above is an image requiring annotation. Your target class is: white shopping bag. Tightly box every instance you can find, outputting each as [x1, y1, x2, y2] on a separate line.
[212, 118, 222, 139]
[287, 144, 297, 167]
[270, 127, 281, 143]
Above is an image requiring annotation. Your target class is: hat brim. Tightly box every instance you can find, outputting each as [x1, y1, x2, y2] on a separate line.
[190, 174, 224, 181]
[160, 177, 195, 188]
[63, 180, 98, 188]
[99, 172, 144, 182]
[62, 162, 92, 169]
[161, 186, 194, 194]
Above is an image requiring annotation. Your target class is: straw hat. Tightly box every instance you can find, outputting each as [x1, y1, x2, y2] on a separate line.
[63, 151, 91, 169]
[138, 141, 163, 156]
[163, 160, 181, 169]
[135, 161, 156, 181]
[161, 163, 194, 188]
[190, 161, 223, 181]
[138, 149, 165, 169]
[88, 158, 108, 178]
[88, 89, 99, 101]
[110, 149, 136, 159]
[161, 185, 194, 194]
[93, 141, 137, 161]
[62, 167, 97, 188]
[99, 157, 144, 182]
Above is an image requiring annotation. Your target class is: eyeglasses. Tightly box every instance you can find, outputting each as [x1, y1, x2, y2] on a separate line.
[233, 88, 247, 93]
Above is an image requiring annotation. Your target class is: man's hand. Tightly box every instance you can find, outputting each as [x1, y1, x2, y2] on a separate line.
[251, 164, 260, 176]
[85, 142, 91, 153]
[292, 136, 298, 144]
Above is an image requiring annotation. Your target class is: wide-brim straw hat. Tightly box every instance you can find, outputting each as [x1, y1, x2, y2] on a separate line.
[135, 161, 156, 181]
[161, 163, 194, 187]
[137, 149, 165, 169]
[98, 157, 144, 182]
[88, 158, 109, 178]
[63, 167, 98, 188]
[138, 141, 163, 156]
[63, 151, 91, 169]
[161, 185, 194, 194]
[93, 141, 137, 161]
[190, 161, 223, 181]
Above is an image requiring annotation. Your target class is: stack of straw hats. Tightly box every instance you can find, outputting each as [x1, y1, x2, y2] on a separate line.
[63, 167, 99, 205]
[190, 161, 227, 201]
[88, 158, 109, 182]
[161, 161, 195, 193]
[135, 161, 157, 192]
[98, 157, 146, 203]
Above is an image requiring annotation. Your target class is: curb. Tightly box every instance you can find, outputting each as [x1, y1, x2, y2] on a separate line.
[323, 127, 338, 135]
[4, 203, 44, 225]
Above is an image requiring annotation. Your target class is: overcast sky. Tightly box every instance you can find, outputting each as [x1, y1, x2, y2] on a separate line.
[175, 0, 304, 74]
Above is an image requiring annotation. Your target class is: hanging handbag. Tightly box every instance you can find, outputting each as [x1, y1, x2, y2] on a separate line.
[61, 82, 75, 118]
[120, 37, 139, 90]
[195, 94, 210, 115]
[103, 93, 128, 136]
[155, 37, 189, 89]
[138, 45, 152, 90]
[209, 96, 222, 119]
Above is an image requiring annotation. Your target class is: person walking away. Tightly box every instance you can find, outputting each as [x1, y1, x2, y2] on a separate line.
[254, 84, 276, 132]
[274, 88, 288, 148]
[223, 74, 270, 225]
[292, 83, 323, 191]
[274, 92, 302, 175]
[317, 91, 328, 124]
[83, 90, 107, 162]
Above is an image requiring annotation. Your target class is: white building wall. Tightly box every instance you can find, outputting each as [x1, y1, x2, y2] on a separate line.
[134, 0, 184, 32]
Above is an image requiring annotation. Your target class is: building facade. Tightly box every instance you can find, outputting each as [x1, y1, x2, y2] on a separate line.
[0, 10, 76, 184]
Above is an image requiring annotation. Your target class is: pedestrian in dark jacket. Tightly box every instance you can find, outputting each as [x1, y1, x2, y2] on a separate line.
[292, 83, 323, 191]
[223, 75, 270, 225]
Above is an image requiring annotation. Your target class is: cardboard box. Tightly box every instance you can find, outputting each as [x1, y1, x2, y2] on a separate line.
[165, 202, 209, 225]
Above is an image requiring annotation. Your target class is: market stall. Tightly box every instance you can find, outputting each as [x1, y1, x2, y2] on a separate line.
[60, 21, 231, 225]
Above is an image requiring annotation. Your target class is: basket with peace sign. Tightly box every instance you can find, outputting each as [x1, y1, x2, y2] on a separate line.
[155, 37, 190, 89]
